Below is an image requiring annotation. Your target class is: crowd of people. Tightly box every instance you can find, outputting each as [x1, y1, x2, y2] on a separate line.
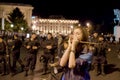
[0, 26, 118, 80]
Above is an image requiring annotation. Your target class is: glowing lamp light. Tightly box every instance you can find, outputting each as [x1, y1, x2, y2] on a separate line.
[10, 24, 14, 28]
[70, 25, 73, 29]
[86, 22, 90, 27]
[21, 27, 24, 30]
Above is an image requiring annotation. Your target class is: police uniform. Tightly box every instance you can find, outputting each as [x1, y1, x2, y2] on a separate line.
[0, 35, 7, 75]
[6, 37, 13, 74]
[24, 38, 39, 76]
[92, 35, 108, 76]
[40, 36, 57, 75]
[11, 35, 24, 75]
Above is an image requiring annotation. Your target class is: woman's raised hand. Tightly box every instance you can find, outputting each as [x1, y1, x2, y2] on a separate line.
[68, 38, 72, 47]
[72, 35, 79, 45]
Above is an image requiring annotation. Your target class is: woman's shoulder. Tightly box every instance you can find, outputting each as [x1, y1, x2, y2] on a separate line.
[76, 57, 87, 64]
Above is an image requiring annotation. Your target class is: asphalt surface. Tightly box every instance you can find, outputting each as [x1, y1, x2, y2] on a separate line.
[0, 44, 120, 80]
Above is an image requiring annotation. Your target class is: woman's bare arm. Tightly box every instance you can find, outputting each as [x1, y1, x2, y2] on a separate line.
[68, 35, 80, 68]
[60, 46, 71, 67]
[68, 42, 76, 68]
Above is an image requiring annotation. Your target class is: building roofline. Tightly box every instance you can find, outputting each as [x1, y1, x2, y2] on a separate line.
[0, 2, 33, 7]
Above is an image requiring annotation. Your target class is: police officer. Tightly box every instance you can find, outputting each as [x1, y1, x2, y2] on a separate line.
[6, 36, 13, 74]
[40, 33, 57, 75]
[0, 35, 7, 76]
[24, 33, 39, 76]
[11, 34, 24, 76]
[92, 35, 110, 76]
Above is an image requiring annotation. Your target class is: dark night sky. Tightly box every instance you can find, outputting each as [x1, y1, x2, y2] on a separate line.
[1, 0, 120, 33]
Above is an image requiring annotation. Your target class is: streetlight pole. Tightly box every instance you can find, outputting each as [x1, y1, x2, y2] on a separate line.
[2, 11, 5, 30]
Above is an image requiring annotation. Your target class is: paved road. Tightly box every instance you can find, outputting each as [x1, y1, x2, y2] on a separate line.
[0, 44, 120, 80]
[90, 44, 120, 80]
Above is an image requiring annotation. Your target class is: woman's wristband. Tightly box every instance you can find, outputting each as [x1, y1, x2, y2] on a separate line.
[70, 50, 76, 53]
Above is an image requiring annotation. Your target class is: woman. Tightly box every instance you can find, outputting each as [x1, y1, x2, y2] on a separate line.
[60, 26, 90, 80]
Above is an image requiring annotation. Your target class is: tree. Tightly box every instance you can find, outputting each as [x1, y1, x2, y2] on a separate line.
[7, 7, 28, 32]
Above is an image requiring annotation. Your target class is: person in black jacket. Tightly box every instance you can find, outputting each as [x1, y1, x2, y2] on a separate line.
[11, 34, 24, 76]
[92, 35, 111, 76]
[0, 35, 7, 76]
[40, 33, 57, 75]
[24, 33, 40, 76]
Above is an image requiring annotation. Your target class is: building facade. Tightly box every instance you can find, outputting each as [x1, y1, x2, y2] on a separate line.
[0, 3, 34, 27]
[32, 16, 79, 35]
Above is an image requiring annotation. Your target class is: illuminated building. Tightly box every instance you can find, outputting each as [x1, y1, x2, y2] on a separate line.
[32, 16, 79, 35]
[0, 3, 33, 27]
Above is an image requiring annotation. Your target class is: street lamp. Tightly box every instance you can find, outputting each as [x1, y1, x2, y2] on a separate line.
[10, 24, 14, 28]
[70, 25, 73, 29]
[86, 22, 90, 27]
[21, 27, 24, 30]
[86, 22, 93, 35]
